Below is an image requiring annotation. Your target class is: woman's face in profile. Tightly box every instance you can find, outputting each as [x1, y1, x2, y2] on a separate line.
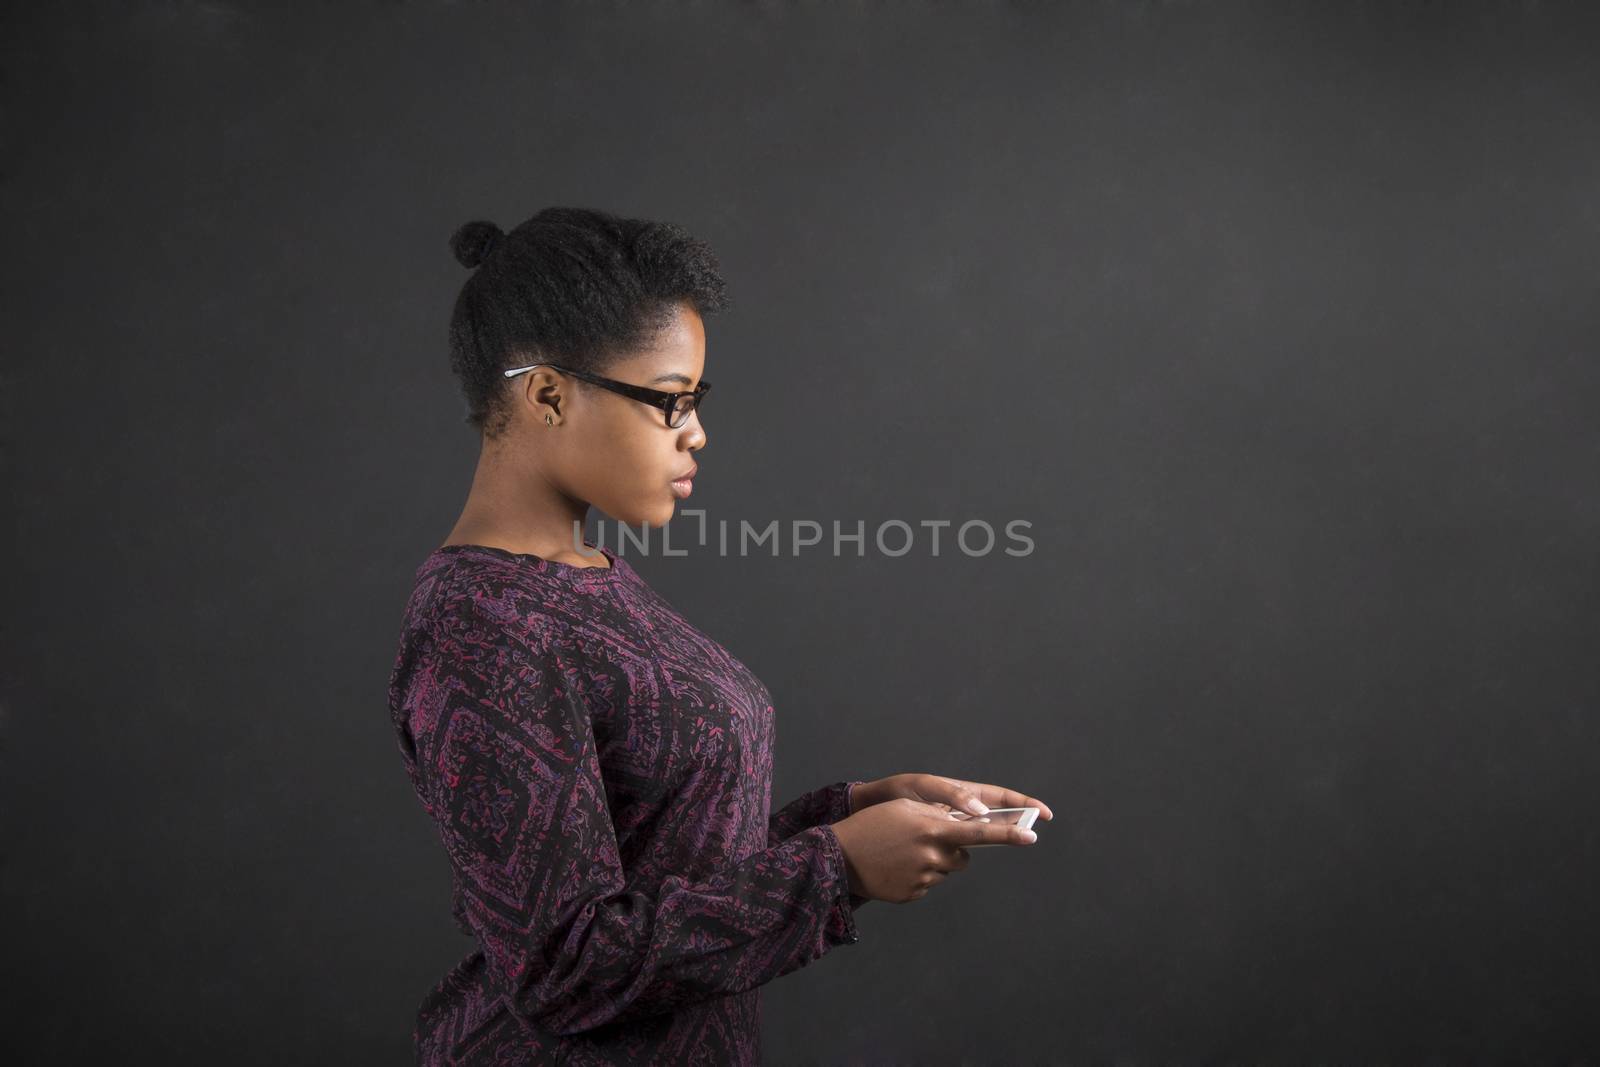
[539, 301, 709, 529]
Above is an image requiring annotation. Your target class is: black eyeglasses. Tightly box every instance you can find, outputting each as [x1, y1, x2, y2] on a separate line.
[502, 361, 711, 428]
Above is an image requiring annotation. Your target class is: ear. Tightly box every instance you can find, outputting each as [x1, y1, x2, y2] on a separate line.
[518, 370, 563, 422]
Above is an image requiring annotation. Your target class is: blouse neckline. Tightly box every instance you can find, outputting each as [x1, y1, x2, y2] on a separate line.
[431, 541, 628, 584]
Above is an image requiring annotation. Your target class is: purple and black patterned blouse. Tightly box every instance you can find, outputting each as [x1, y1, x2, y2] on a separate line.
[387, 541, 867, 1065]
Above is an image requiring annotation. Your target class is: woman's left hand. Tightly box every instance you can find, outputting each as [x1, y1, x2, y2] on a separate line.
[852, 773, 1054, 822]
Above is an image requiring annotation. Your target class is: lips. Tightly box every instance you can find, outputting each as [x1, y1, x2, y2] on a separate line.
[670, 464, 697, 499]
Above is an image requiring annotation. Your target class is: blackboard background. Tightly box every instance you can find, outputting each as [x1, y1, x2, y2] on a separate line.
[4, 1, 1598, 1062]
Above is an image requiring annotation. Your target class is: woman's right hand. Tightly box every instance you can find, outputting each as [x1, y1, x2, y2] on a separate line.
[829, 797, 1037, 903]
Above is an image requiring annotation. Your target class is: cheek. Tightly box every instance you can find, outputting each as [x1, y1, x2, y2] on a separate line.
[610, 429, 671, 487]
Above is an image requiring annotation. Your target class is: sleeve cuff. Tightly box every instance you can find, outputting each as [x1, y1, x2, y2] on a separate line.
[836, 779, 868, 822]
[836, 781, 870, 909]
[816, 824, 862, 943]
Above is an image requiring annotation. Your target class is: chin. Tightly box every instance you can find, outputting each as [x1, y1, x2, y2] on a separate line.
[611, 501, 675, 530]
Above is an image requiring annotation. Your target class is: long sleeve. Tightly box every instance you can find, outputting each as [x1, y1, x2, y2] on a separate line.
[768, 781, 872, 911]
[766, 779, 863, 847]
[402, 590, 860, 1038]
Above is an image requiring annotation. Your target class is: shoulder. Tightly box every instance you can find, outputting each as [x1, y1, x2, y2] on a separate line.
[427, 561, 573, 657]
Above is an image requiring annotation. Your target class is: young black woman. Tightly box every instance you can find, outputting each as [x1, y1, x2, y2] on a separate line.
[386, 206, 1053, 1065]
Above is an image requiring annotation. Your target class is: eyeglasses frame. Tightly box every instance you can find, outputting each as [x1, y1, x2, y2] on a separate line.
[502, 361, 711, 428]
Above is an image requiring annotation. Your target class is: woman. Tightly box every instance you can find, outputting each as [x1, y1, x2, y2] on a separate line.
[387, 206, 1052, 1065]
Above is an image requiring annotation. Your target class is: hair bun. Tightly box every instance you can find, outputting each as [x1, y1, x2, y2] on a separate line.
[450, 220, 505, 269]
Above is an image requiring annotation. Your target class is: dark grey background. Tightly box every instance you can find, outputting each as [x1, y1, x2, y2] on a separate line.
[4, 1, 1598, 1063]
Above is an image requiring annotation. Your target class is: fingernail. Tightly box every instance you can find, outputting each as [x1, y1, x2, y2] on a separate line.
[967, 799, 990, 815]
[1020, 829, 1037, 843]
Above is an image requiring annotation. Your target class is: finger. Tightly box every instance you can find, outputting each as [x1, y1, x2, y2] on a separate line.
[949, 818, 1038, 847]
[926, 777, 999, 817]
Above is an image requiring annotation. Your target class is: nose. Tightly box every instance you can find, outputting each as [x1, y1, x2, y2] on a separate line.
[680, 409, 707, 450]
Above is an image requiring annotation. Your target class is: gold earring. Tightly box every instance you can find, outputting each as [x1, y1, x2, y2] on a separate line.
[545, 414, 553, 426]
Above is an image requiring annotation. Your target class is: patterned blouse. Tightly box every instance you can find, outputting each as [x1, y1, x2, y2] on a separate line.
[387, 542, 867, 1064]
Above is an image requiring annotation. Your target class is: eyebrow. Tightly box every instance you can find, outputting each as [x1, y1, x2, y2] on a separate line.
[650, 372, 695, 386]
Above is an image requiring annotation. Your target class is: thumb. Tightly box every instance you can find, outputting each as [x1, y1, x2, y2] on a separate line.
[903, 799, 954, 818]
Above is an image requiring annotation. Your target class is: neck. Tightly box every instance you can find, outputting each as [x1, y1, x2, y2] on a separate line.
[443, 435, 597, 564]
